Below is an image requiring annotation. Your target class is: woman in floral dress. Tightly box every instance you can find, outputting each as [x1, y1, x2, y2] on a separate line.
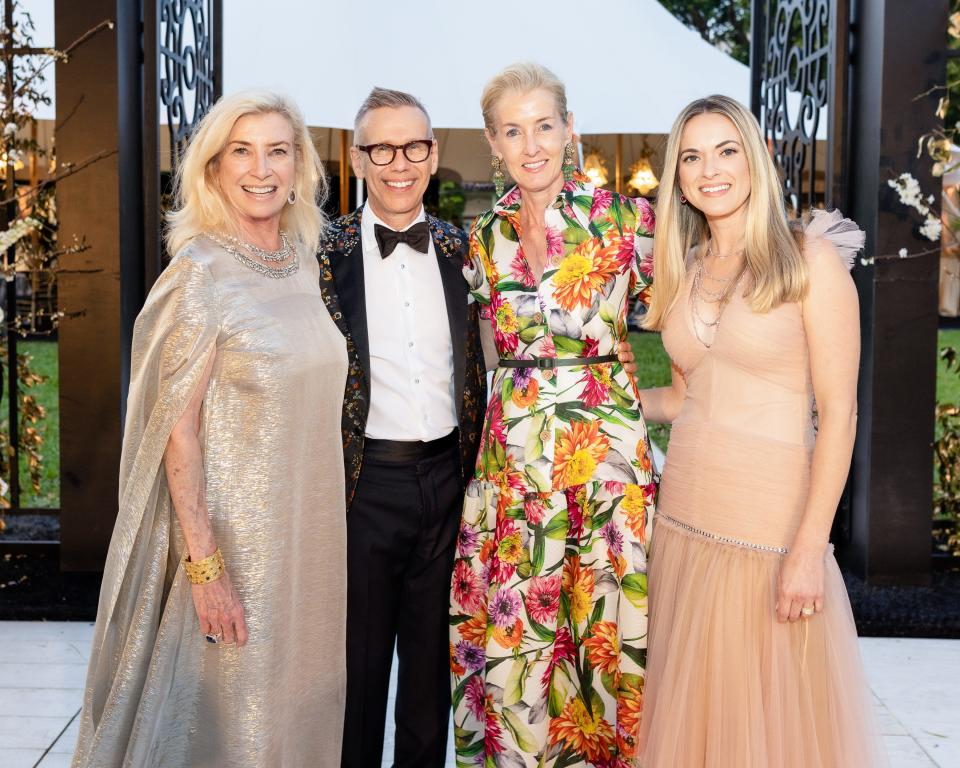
[449, 62, 656, 767]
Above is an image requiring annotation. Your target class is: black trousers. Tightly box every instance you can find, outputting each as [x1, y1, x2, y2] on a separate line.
[340, 436, 462, 768]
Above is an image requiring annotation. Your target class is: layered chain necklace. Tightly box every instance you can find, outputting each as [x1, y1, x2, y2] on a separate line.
[209, 231, 299, 279]
[690, 243, 747, 348]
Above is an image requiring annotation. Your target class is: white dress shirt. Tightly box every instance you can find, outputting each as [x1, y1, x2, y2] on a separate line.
[360, 203, 458, 441]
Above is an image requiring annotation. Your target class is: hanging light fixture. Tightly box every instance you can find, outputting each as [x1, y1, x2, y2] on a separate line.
[627, 139, 659, 196]
[582, 146, 610, 188]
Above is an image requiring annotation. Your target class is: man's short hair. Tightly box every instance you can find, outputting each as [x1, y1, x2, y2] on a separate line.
[353, 87, 432, 142]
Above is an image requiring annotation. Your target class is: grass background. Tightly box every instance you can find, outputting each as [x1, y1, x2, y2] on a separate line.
[0, 340, 60, 508]
[0, 332, 957, 506]
[938, 329, 960, 406]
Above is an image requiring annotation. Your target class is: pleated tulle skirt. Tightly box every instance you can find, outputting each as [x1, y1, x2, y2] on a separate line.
[638, 515, 889, 768]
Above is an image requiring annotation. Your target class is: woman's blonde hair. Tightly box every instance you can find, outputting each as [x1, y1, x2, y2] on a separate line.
[481, 62, 569, 133]
[643, 94, 806, 330]
[165, 89, 328, 256]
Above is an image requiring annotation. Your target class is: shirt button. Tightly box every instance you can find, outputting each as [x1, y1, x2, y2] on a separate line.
[540, 430, 551, 443]
[404, 301, 411, 308]
[414, 378, 420, 384]
[400, 264, 406, 270]
[534, 312, 544, 324]
[542, 368, 555, 381]
[408, 342, 414, 348]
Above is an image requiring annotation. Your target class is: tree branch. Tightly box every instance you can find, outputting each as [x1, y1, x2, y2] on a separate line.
[5, 19, 115, 108]
[0, 147, 116, 206]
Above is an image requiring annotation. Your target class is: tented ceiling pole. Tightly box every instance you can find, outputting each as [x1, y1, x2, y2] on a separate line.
[339, 129, 349, 215]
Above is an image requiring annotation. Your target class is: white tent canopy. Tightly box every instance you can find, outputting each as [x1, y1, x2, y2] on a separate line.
[224, 0, 750, 133]
[24, 0, 752, 132]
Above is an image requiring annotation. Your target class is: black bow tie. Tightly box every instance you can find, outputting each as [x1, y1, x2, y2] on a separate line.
[374, 222, 431, 258]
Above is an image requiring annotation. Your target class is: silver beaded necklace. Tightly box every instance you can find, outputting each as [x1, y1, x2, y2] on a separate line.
[209, 233, 299, 279]
[216, 230, 293, 262]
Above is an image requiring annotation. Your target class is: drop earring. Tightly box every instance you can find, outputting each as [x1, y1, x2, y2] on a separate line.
[562, 141, 576, 182]
[287, 189, 297, 205]
[492, 155, 505, 198]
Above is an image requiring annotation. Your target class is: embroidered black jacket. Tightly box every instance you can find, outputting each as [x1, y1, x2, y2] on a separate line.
[318, 207, 487, 509]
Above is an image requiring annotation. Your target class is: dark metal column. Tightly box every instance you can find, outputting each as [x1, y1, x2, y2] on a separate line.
[117, 0, 145, 425]
[845, 0, 948, 584]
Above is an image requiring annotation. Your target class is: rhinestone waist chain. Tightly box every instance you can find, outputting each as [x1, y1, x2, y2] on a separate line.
[656, 511, 789, 555]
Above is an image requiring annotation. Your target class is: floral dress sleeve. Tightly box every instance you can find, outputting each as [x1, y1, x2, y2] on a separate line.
[629, 196, 656, 306]
[463, 212, 494, 313]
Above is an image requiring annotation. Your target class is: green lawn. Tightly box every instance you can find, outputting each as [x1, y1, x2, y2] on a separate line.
[938, 330, 960, 406]
[0, 340, 59, 508]
[629, 331, 673, 451]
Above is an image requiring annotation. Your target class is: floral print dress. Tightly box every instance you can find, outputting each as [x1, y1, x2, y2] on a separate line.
[450, 172, 656, 768]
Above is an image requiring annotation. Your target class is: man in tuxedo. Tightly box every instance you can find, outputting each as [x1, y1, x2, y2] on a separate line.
[319, 87, 486, 768]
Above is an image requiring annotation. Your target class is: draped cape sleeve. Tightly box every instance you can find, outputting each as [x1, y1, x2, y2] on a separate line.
[73, 249, 220, 765]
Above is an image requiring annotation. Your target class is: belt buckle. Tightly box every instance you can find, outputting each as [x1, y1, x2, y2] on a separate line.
[536, 357, 556, 370]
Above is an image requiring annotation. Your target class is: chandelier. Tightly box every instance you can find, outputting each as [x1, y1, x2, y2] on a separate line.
[582, 147, 610, 188]
[627, 142, 659, 196]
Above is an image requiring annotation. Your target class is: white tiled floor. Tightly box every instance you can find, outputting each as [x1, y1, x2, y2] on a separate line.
[0, 622, 90, 768]
[0, 622, 955, 767]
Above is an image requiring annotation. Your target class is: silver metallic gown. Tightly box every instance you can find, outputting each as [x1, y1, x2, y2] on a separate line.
[72, 236, 348, 767]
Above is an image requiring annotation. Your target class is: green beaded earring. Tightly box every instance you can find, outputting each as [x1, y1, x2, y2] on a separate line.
[562, 141, 576, 182]
[492, 155, 505, 198]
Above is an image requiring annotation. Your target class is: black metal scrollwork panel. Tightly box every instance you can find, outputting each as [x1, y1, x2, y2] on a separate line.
[159, 0, 217, 170]
[759, 0, 831, 216]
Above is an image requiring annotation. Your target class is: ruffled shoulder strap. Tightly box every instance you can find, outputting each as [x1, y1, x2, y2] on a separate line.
[803, 209, 865, 271]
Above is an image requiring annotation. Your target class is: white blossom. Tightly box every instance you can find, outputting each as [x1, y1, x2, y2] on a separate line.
[2, 122, 16, 138]
[919, 215, 942, 242]
[888, 173, 931, 216]
[0, 217, 39, 253]
[898, 248, 909, 258]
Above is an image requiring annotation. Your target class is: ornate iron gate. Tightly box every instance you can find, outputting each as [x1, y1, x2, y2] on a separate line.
[750, 0, 851, 215]
[143, 0, 222, 291]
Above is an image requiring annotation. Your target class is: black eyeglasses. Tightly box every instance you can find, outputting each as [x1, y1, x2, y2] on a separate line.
[355, 139, 434, 166]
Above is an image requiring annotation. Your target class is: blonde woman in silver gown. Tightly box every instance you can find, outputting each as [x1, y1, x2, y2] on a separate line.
[71, 90, 348, 767]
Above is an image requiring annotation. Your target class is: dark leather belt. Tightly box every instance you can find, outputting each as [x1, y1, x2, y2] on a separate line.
[498, 355, 619, 369]
[363, 429, 459, 463]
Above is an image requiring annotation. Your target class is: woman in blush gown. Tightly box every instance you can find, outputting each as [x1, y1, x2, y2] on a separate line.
[636, 95, 888, 768]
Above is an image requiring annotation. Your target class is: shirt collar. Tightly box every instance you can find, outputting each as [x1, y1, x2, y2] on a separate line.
[361, 202, 427, 253]
[492, 169, 595, 231]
